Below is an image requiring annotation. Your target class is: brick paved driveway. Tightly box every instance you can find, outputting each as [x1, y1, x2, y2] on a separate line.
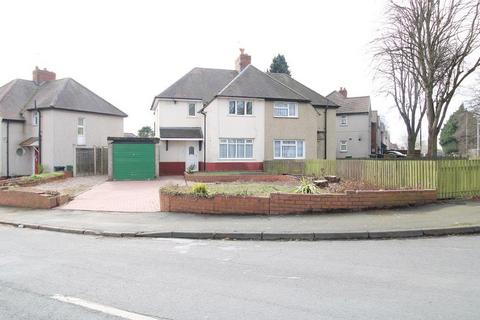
[59, 176, 185, 212]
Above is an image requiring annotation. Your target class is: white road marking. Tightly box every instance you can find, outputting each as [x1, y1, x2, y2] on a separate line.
[51, 294, 159, 320]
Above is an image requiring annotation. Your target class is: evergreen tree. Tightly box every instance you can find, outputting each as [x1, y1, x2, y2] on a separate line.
[439, 114, 459, 155]
[138, 126, 154, 137]
[268, 54, 291, 75]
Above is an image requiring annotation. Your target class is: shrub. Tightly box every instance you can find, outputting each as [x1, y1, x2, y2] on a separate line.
[191, 183, 209, 196]
[295, 177, 319, 194]
[186, 164, 196, 174]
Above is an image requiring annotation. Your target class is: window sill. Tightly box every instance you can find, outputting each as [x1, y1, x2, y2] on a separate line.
[273, 157, 305, 160]
[218, 158, 255, 161]
[227, 114, 255, 117]
[273, 116, 299, 119]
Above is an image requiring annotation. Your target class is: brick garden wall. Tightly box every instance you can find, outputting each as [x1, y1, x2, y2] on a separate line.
[0, 189, 70, 209]
[185, 173, 296, 183]
[160, 189, 437, 215]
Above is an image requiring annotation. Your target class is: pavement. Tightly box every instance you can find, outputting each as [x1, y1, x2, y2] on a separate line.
[59, 176, 185, 212]
[0, 200, 479, 240]
[1, 227, 479, 319]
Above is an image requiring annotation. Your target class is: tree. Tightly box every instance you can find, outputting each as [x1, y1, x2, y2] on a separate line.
[138, 126, 154, 137]
[382, 0, 480, 157]
[374, 20, 426, 155]
[268, 54, 291, 75]
[440, 104, 478, 155]
[440, 111, 459, 154]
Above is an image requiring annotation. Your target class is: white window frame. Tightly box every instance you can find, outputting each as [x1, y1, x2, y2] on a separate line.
[32, 111, 39, 126]
[340, 115, 348, 126]
[340, 140, 348, 152]
[77, 117, 86, 145]
[219, 138, 254, 159]
[228, 100, 253, 116]
[188, 103, 196, 117]
[273, 102, 298, 118]
[273, 140, 305, 159]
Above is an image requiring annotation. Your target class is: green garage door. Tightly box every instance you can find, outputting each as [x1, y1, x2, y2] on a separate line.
[113, 143, 155, 180]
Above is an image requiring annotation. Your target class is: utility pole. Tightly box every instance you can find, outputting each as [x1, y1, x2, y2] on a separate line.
[465, 111, 468, 157]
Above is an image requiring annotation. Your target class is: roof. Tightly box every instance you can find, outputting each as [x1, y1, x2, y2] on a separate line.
[0, 79, 38, 120]
[326, 91, 371, 114]
[107, 137, 159, 144]
[0, 77, 127, 121]
[159, 127, 203, 140]
[267, 73, 338, 107]
[217, 65, 309, 102]
[155, 68, 238, 103]
[19, 137, 39, 147]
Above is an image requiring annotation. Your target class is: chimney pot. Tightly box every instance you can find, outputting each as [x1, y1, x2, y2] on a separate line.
[339, 87, 348, 98]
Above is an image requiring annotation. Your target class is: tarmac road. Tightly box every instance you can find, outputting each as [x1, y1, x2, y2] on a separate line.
[0, 226, 479, 320]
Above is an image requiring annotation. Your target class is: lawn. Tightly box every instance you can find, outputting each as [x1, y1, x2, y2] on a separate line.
[188, 170, 265, 176]
[163, 181, 296, 197]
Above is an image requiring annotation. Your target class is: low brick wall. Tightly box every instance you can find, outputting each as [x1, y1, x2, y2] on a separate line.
[160, 189, 437, 215]
[185, 173, 296, 183]
[0, 188, 70, 209]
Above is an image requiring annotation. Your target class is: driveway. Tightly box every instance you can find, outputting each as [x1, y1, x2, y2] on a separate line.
[59, 176, 186, 212]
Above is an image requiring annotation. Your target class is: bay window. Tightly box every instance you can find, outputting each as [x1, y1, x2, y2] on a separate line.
[219, 138, 253, 159]
[228, 100, 253, 115]
[274, 102, 297, 118]
[274, 140, 305, 159]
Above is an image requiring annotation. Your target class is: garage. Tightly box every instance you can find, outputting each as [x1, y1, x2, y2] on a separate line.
[108, 137, 159, 181]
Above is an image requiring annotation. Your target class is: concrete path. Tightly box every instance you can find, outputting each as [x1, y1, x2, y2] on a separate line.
[0, 200, 479, 240]
[59, 176, 185, 212]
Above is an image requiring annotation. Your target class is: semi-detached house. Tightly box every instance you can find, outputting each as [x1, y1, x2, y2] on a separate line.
[151, 50, 338, 175]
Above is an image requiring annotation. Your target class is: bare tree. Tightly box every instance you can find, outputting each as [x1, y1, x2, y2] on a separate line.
[375, 23, 426, 155]
[382, 0, 480, 157]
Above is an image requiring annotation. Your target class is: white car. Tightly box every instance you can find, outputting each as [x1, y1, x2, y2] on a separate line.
[385, 150, 407, 158]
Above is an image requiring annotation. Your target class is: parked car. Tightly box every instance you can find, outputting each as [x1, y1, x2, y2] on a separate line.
[385, 150, 407, 158]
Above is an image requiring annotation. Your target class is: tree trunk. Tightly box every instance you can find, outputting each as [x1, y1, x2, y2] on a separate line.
[427, 126, 438, 158]
[407, 134, 417, 156]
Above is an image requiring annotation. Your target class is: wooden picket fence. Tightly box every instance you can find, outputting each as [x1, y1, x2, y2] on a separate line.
[263, 159, 480, 199]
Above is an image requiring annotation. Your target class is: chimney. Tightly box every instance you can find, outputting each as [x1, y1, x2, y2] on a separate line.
[235, 48, 251, 72]
[33, 66, 56, 84]
[339, 87, 348, 98]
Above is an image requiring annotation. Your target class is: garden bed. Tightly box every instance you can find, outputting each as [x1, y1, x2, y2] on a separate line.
[0, 172, 66, 188]
[184, 172, 295, 183]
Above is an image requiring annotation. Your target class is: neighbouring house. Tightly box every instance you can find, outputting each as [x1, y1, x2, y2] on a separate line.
[327, 88, 390, 158]
[0, 67, 127, 176]
[151, 49, 338, 175]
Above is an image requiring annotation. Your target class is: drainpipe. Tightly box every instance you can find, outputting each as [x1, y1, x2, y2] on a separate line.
[6, 120, 9, 177]
[324, 107, 328, 160]
[35, 101, 42, 165]
[200, 108, 207, 171]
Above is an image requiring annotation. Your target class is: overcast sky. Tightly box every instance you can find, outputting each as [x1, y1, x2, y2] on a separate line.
[0, 0, 475, 147]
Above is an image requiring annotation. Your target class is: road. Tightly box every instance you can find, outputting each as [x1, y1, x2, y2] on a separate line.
[0, 226, 479, 320]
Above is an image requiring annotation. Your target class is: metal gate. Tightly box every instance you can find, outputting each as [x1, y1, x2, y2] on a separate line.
[75, 147, 108, 176]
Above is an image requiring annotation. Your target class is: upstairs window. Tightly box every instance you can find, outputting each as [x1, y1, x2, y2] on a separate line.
[340, 115, 348, 126]
[32, 111, 39, 126]
[274, 102, 297, 118]
[228, 101, 253, 116]
[77, 118, 86, 145]
[188, 103, 196, 116]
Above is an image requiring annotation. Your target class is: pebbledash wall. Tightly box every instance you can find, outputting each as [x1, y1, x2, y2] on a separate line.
[160, 189, 437, 215]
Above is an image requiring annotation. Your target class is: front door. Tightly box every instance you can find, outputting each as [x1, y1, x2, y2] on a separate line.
[185, 144, 198, 172]
[34, 148, 39, 174]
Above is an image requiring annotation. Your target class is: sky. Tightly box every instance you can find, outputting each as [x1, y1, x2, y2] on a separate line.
[0, 0, 476, 147]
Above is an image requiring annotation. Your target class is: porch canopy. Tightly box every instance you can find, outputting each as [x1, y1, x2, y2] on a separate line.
[159, 127, 203, 141]
[19, 137, 39, 147]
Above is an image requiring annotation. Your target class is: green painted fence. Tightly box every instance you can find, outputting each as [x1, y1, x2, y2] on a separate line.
[263, 159, 480, 199]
